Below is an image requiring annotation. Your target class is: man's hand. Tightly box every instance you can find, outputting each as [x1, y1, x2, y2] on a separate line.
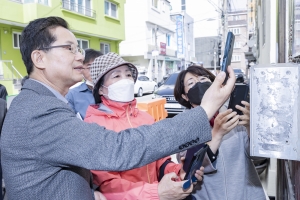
[201, 66, 236, 119]
[158, 172, 194, 200]
[179, 158, 204, 182]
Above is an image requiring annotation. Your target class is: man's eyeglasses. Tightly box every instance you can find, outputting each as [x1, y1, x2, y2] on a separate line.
[39, 45, 85, 57]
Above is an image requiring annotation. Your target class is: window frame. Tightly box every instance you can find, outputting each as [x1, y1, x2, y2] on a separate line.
[77, 38, 89, 49]
[232, 55, 241, 62]
[100, 42, 111, 54]
[13, 32, 22, 49]
[166, 34, 171, 46]
[152, 0, 158, 9]
[233, 41, 240, 49]
[105, 0, 118, 18]
[21, 0, 49, 5]
[229, 28, 240, 35]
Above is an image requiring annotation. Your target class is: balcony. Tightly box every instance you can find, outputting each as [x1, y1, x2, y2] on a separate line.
[61, 0, 96, 18]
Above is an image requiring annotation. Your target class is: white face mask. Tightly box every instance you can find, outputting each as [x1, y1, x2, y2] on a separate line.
[82, 74, 94, 88]
[85, 80, 94, 88]
[102, 79, 134, 102]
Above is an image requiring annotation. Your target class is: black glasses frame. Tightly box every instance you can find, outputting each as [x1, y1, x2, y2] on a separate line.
[39, 45, 85, 57]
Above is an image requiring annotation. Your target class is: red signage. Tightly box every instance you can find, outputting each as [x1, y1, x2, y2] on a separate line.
[160, 42, 166, 55]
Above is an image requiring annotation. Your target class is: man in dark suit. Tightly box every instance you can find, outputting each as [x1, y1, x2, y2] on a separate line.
[1, 17, 236, 200]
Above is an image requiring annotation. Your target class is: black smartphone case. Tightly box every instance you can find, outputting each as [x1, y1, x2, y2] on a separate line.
[221, 32, 235, 84]
[227, 83, 250, 115]
[183, 144, 208, 181]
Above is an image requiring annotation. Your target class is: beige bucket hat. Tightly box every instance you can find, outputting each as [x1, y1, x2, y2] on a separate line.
[90, 52, 138, 86]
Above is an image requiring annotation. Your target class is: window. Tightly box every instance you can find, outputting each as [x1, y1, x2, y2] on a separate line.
[152, 0, 158, 8]
[233, 41, 240, 48]
[62, 0, 93, 17]
[23, 0, 49, 5]
[234, 15, 239, 20]
[144, 76, 149, 81]
[166, 34, 171, 46]
[181, 0, 186, 10]
[229, 28, 240, 35]
[100, 43, 110, 54]
[105, 1, 118, 18]
[232, 55, 241, 62]
[13, 32, 21, 48]
[77, 39, 89, 49]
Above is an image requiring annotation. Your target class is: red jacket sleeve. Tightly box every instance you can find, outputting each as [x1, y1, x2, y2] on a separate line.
[155, 157, 182, 180]
[92, 170, 160, 200]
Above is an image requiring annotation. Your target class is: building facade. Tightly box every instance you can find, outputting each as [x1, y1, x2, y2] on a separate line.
[195, 36, 220, 69]
[119, 0, 181, 82]
[0, 0, 126, 95]
[225, 9, 248, 72]
[170, 11, 195, 70]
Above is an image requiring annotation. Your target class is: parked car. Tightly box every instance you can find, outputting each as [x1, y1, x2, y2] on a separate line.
[233, 68, 246, 83]
[157, 75, 170, 87]
[134, 75, 157, 97]
[152, 71, 186, 115]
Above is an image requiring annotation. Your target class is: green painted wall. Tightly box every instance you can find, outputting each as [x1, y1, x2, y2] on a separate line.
[0, 0, 126, 40]
[0, 0, 126, 95]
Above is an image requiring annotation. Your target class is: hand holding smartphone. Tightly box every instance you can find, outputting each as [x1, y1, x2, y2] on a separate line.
[227, 83, 250, 115]
[221, 32, 235, 85]
[182, 144, 208, 190]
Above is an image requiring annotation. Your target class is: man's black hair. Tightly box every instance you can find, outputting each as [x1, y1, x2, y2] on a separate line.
[20, 17, 69, 75]
[83, 49, 103, 64]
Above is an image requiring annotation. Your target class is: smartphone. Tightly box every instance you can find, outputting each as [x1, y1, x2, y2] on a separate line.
[221, 32, 235, 85]
[182, 144, 208, 190]
[227, 83, 250, 115]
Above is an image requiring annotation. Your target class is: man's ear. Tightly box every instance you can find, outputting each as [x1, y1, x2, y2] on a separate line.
[31, 50, 45, 69]
[182, 93, 189, 102]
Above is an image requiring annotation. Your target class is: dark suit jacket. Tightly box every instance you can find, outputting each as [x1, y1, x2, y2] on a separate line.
[1, 79, 211, 200]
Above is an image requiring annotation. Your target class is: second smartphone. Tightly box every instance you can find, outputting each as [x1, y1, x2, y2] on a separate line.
[221, 32, 235, 85]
